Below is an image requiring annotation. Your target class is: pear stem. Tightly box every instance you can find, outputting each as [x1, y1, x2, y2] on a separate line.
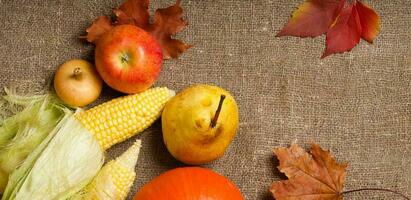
[210, 95, 226, 128]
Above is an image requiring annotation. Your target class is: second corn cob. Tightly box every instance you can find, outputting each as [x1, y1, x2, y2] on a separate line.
[74, 139, 142, 200]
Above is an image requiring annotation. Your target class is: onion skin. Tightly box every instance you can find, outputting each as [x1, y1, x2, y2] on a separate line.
[54, 59, 102, 107]
[134, 167, 244, 200]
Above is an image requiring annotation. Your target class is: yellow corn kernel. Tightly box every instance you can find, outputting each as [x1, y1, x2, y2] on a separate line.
[75, 87, 174, 150]
[81, 139, 141, 200]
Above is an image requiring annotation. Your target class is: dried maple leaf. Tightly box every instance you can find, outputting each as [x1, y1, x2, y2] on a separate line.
[277, 0, 380, 58]
[270, 143, 348, 200]
[84, 0, 190, 59]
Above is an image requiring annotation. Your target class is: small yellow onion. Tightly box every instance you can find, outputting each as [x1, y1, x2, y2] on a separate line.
[54, 59, 102, 107]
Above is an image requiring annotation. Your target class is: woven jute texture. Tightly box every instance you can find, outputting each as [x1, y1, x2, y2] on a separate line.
[0, 0, 410, 199]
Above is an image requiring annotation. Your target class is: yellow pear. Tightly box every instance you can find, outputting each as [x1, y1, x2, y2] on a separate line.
[162, 84, 239, 164]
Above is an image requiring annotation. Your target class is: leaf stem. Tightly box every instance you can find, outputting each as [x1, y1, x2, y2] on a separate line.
[210, 95, 226, 128]
[342, 188, 410, 200]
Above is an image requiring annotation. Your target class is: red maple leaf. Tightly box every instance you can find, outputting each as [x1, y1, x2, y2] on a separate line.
[277, 0, 380, 58]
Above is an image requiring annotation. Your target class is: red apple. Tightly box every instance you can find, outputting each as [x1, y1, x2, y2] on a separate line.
[95, 25, 163, 94]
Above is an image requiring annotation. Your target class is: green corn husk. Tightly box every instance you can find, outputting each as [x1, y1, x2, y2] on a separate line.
[0, 89, 68, 192]
[2, 112, 105, 200]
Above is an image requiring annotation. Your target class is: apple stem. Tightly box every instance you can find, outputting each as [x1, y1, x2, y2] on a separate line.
[73, 67, 82, 78]
[210, 95, 226, 128]
[121, 53, 130, 64]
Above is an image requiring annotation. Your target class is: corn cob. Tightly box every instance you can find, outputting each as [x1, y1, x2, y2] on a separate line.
[75, 87, 175, 150]
[78, 139, 142, 200]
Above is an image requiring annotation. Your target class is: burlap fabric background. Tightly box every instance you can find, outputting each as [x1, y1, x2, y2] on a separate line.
[0, 0, 410, 199]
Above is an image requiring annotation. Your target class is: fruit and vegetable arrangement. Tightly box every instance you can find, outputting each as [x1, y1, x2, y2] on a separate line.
[0, 0, 243, 199]
[0, 0, 409, 199]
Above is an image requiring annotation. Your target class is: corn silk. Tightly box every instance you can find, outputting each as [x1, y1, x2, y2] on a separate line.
[0, 90, 104, 200]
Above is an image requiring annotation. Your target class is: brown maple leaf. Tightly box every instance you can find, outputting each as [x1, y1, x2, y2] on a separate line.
[113, 0, 150, 28]
[270, 143, 348, 200]
[84, 0, 190, 59]
[83, 16, 113, 43]
[147, 0, 192, 59]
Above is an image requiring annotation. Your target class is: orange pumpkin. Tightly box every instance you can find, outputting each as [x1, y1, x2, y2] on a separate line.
[134, 167, 244, 200]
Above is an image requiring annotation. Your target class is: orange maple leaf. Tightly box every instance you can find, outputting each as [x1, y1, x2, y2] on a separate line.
[277, 0, 380, 58]
[270, 143, 348, 200]
[84, 0, 191, 59]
